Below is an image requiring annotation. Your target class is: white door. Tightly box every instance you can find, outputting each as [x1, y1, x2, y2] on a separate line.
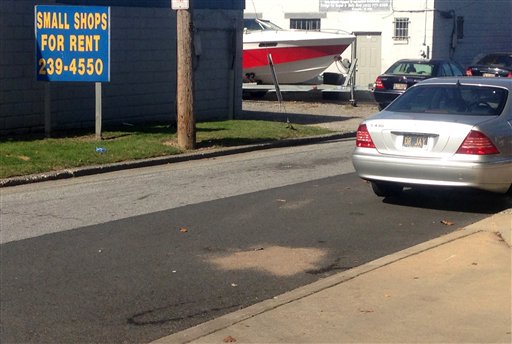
[353, 32, 381, 89]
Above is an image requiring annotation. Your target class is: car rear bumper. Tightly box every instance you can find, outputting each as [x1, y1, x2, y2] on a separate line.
[372, 90, 402, 105]
[352, 148, 512, 193]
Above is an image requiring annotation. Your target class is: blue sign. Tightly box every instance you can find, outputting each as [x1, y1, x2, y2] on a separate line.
[35, 5, 110, 82]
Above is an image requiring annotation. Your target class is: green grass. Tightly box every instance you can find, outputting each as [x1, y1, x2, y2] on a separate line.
[0, 120, 332, 179]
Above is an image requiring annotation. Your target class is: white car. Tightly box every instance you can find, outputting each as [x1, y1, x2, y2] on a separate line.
[352, 77, 512, 196]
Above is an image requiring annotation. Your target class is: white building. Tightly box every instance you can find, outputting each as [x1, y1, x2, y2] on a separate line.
[245, 0, 512, 89]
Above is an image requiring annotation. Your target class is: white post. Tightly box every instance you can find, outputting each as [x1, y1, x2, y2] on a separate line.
[44, 82, 51, 138]
[95, 82, 102, 140]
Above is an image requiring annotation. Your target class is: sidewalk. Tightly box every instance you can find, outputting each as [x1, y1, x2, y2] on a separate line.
[154, 210, 512, 344]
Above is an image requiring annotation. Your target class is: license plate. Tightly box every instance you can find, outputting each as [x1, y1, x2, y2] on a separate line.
[482, 73, 496, 77]
[403, 135, 428, 148]
[393, 83, 407, 90]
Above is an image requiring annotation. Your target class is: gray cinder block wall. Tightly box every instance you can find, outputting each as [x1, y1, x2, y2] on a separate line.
[432, 0, 512, 65]
[0, 0, 243, 135]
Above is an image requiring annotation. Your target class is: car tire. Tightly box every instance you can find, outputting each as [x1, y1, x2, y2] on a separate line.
[371, 181, 403, 197]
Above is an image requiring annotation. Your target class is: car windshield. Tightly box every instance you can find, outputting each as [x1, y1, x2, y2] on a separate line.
[243, 19, 283, 31]
[387, 84, 508, 116]
[386, 62, 434, 76]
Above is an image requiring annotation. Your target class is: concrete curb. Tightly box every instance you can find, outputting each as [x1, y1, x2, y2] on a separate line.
[0, 132, 354, 188]
[152, 210, 511, 344]
[465, 208, 512, 247]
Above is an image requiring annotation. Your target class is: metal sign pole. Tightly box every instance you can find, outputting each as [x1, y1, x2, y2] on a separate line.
[44, 82, 51, 138]
[95, 82, 102, 140]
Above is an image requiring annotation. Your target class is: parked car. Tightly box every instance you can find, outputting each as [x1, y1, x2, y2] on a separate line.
[353, 77, 512, 197]
[465, 52, 512, 78]
[372, 59, 465, 110]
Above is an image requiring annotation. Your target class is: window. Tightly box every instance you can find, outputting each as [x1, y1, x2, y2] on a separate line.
[440, 63, 454, 76]
[290, 18, 321, 31]
[393, 17, 409, 41]
[243, 19, 283, 31]
[477, 53, 512, 68]
[450, 63, 464, 76]
[386, 62, 433, 76]
[387, 85, 508, 116]
[243, 19, 263, 31]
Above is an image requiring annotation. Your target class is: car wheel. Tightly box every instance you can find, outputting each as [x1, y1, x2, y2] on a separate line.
[371, 181, 403, 197]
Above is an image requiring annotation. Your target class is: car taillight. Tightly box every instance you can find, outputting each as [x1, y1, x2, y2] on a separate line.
[456, 130, 499, 155]
[507, 72, 512, 78]
[465, 67, 473, 76]
[374, 77, 384, 89]
[356, 124, 376, 148]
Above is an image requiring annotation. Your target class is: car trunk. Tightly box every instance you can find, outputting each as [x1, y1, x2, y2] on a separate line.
[379, 74, 428, 91]
[366, 115, 492, 158]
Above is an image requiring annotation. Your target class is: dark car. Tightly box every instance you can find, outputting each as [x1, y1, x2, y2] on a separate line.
[465, 52, 512, 78]
[372, 59, 465, 110]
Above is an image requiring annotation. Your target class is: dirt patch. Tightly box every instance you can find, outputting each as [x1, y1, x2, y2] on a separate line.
[207, 246, 328, 277]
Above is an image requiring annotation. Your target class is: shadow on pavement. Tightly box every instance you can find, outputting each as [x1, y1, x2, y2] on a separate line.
[237, 110, 356, 125]
[383, 186, 512, 214]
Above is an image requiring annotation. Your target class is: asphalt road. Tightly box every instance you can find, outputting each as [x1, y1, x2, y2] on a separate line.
[1, 141, 510, 344]
[0, 140, 356, 244]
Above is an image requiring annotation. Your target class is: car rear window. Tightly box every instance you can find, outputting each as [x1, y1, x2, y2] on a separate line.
[477, 54, 512, 68]
[386, 62, 433, 76]
[387, 84, 508, 116]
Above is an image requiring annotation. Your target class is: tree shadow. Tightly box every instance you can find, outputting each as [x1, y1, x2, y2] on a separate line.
[0, 123, 177, 143]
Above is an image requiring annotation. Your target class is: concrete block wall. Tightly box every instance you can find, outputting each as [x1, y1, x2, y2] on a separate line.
[0, 0, 243, 135]
[194, 10, 242, 121]
[1, 0, 48, 134]
[433, 0, 512, 66]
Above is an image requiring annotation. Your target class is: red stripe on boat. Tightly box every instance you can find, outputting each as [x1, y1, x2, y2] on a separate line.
[243, 45, 347, 69]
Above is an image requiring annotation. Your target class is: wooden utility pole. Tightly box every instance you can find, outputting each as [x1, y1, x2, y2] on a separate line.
[176, 3, 196, 149]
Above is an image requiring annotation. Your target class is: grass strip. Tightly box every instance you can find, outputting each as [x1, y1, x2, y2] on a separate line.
[0, 120, 332, 179]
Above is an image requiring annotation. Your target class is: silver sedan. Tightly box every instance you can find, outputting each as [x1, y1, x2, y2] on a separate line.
[352, 77, 512, 196]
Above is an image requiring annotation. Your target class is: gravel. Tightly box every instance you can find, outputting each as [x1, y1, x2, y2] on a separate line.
[240, 98, 379, 133]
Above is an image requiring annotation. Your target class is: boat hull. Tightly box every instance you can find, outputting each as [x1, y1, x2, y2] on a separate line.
[243, 31, 354, 84]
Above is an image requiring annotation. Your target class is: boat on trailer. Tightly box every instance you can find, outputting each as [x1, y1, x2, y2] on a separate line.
[243, 18, 355, 84]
